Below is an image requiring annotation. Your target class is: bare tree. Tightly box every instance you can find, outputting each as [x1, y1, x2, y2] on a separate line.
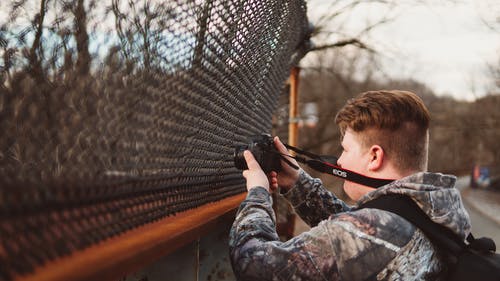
[74, 0, 91, 75]
[306, 0, 402, 56]
[28, 0, 49, 79]
[489, 55, 500, 94]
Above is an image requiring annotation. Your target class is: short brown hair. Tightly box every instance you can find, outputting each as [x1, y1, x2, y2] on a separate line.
[335, 90, 430, 172]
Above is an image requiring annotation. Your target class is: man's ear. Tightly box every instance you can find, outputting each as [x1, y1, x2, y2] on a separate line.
[367, 145, 384, 171]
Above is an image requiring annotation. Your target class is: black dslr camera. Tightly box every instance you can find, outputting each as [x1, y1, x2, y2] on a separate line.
[233, 134, 282, 173]
[234, 134, 393, 188]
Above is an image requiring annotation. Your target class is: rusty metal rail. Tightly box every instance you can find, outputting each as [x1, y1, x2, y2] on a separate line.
[14, 193, 246, 281]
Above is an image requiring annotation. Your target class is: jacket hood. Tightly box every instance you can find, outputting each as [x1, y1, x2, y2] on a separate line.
[357, 172, 471, 240]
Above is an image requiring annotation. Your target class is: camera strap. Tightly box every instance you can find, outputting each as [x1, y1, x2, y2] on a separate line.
[282, 144, 394, 188]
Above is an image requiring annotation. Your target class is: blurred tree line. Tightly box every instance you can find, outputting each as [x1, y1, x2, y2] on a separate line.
[292, 47, 500, 194]
[1, 0, 498, 187]
[275, 0, 500, 196]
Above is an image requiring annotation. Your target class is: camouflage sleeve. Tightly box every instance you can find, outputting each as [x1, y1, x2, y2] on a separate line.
[229, 188, 401, 281]
[281, 169, 351, 227]
[229, 186, 336, 281]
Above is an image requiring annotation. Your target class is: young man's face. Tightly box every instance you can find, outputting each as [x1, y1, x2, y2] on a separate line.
[337, 128, 376, 201]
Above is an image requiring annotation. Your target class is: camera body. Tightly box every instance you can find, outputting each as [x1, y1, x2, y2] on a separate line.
[234, 134, 282, 173]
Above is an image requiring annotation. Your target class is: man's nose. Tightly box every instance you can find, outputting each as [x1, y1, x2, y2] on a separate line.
[336, 154, 343, 167]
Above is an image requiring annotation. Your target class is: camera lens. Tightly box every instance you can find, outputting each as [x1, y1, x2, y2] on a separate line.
[233, 145, 248, 170]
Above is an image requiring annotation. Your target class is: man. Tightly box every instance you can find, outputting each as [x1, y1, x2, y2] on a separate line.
[229, 90, 471, 280]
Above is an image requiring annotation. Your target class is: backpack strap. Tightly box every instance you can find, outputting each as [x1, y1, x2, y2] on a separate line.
[357, 194, 466, 255]
[467, 233, 497, 252]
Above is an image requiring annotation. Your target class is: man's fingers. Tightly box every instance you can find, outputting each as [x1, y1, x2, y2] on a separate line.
[244, 150, 261, 170]
[242, 151, 270, 192]
[274, 136, 289, 154]
[242, 169, 250, 179]
[268, 172, 279, 192]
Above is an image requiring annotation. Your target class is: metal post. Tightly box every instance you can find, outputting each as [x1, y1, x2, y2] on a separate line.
[289, 67, 300, 147]
[285, 66, 301, 239]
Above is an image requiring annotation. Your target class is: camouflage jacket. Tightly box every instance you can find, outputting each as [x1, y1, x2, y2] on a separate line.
[229, 170, 471, 281]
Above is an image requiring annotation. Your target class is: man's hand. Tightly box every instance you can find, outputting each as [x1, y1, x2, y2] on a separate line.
[273, 136, 300, 191]
[243, 150, 270, 192]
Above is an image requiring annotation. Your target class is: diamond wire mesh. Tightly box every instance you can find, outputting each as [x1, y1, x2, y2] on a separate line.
[0, 0, 310, 279]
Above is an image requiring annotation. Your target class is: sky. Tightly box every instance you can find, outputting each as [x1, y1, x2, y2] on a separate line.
[1, 1, 498, 101]
[307, 1, 500, 101]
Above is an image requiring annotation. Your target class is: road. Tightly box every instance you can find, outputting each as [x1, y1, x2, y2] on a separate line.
[456, 176, 500, 252]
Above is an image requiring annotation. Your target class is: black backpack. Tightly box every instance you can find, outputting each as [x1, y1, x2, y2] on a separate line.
[358, 194, 500, 281]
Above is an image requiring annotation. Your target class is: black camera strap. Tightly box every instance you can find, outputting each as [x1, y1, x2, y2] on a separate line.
[282, 144, 394, 188]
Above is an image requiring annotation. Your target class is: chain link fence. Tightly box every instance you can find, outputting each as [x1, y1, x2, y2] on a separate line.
[0, 0, 311, 279]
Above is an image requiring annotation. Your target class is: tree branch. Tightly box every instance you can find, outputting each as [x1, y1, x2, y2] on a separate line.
[310, 38, 376, 53]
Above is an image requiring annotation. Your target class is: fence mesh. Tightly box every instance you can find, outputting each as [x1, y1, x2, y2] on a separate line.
[0, 0, 310, 279]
